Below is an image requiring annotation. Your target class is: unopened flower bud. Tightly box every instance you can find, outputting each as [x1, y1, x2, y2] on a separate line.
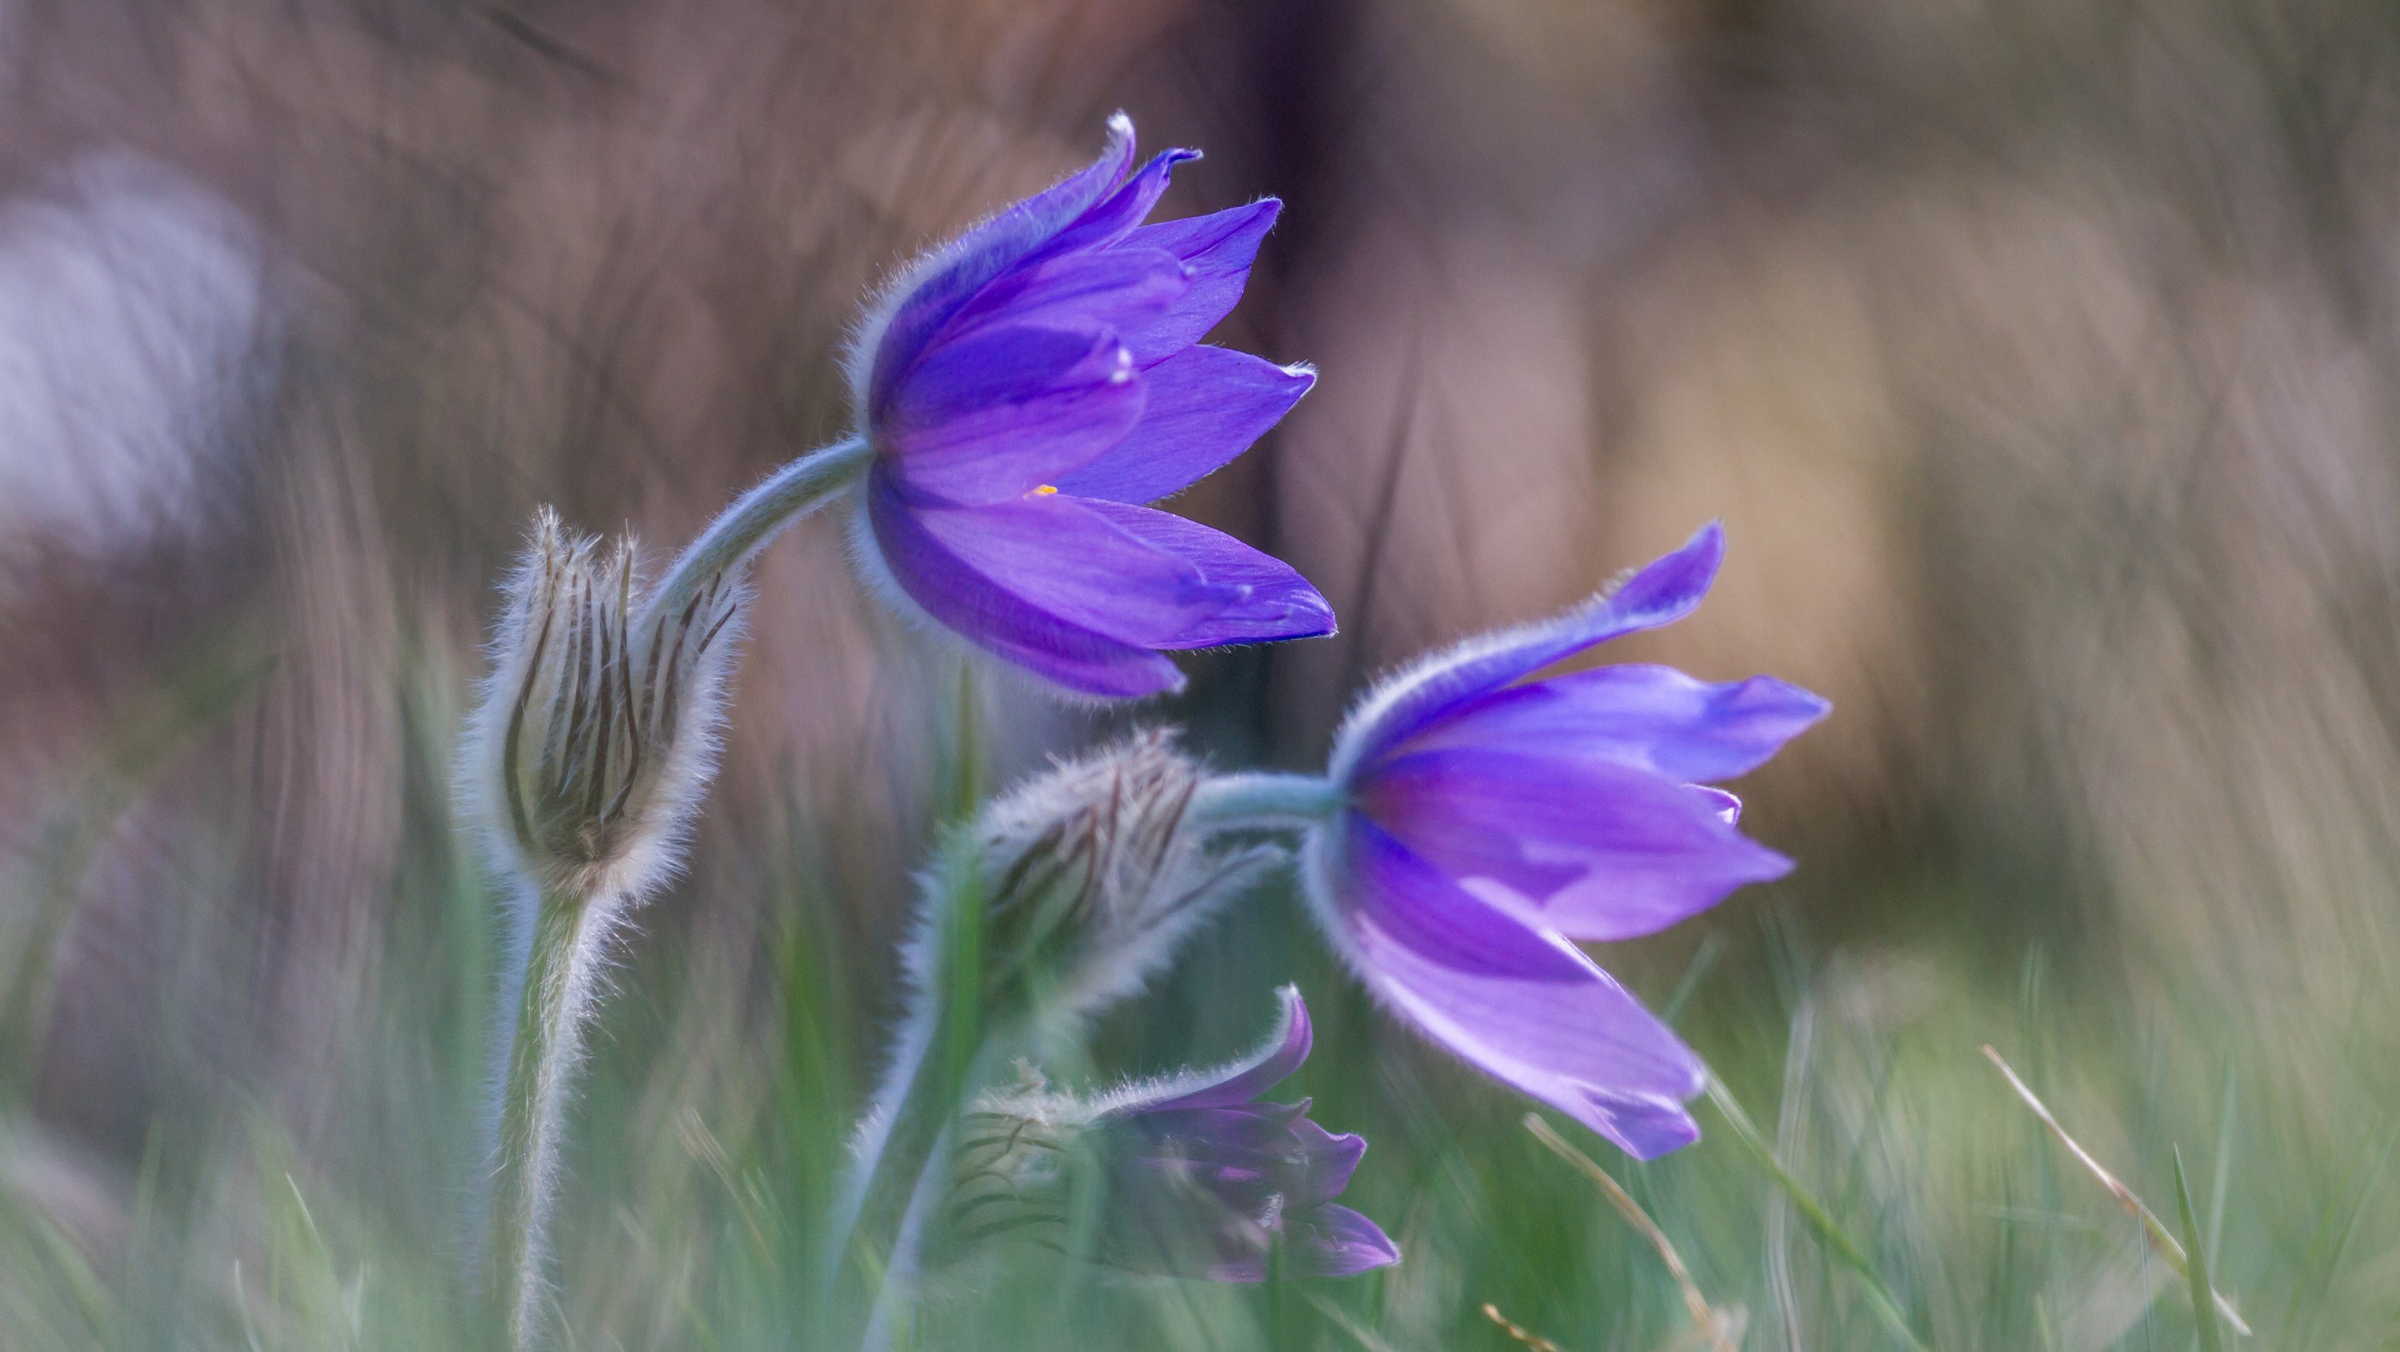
[468, 508, 742, 903]
[963, 728, 1277, 1031]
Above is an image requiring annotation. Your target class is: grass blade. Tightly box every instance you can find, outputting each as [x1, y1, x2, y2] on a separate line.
[2277, 1121, 2396, 1352]
[2172, 1148, 2224, 1352]
[1525, 1113, 1734, 1351]
[1981, 1046, 2250, 1335]
[1301, 1291, 1405, 1352]
[1702, 1073, 1931, 1351]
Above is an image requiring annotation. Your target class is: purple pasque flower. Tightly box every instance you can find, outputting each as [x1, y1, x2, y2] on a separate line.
[1085, 987, 1397, 1281]
[1301, 522, 1828, 1158]
[845, 113, 1333, 699]
[954, 988, 1396, 1282]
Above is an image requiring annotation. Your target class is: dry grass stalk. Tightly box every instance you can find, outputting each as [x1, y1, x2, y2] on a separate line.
[1981, 1045, 2251, 1336]
[1482, 1302, 1564, 1352]
[1525, 1113, 1738, 1352]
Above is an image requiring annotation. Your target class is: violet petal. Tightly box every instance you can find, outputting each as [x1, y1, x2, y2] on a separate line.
[1361, 746, 1794, 942]
[864, 473, 1187, 697]
[1335, 522, 1725, 776]
[1404, 664, 1830, 784]
[867, 115, 1136, 414]
[1279, 1117, 1367, 1208]
[1122, 199, 1280, 365]
[1052, 346, 1314, 505]
[1069, 498, 1335, 648]
[1036, 148, 1199, 260]
[946, 245, 1190, 350]
[879, 322, 1145, 504]
[1283, 1204, 1402, 1278]
[1148, 986, 1314, 1111]
[1336, 819, 1705, 1158]
[1341, 817, 1593, 982]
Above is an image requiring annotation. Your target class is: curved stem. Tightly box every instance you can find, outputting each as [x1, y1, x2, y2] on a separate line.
[819, 968, 946, 1295]
[821, 667, 995, 1343]
[859, 1117, 959, 1352]
[1187, 771, 1344, 833]
[488, 883, 619, 1349]
[640, 436, 870, 633]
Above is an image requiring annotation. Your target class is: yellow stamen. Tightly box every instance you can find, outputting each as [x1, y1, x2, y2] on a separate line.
[1031, 484, 1059, 496]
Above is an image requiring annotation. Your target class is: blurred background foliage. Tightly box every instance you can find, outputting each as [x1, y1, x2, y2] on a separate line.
[2, 0, 2398, 1346]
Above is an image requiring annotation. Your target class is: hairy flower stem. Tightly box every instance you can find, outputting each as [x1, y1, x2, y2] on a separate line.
[487, 881, 623, 1350]
[642, 435, 869, 636]
[818, 847, 1007, 1348]
[1187, 771, 1344, 832]
[822, 669, 995, 1346]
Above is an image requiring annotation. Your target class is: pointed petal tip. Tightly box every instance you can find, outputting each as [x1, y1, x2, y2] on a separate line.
[1290, 1205, 1402, 1277]
[1649, 518, 1726, 588]
[1273, 985, 1315, 1066]
[1692, 785, 1743, 825]
[1575, 1090, 1702, 1160]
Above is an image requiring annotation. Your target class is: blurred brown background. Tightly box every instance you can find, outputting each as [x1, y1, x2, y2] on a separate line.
[3, 0, 2397, 1202]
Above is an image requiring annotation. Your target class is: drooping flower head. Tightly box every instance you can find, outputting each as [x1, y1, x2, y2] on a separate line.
[845, 114, 1334, 699]
[950, 989, 1397, 1281]
[1300, 523, 1828, 1158]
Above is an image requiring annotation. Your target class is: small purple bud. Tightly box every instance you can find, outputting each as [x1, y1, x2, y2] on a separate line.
[945, 989, 1398, 1282]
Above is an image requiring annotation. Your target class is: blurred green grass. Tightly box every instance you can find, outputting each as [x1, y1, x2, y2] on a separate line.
[2, 658, 2394, 1352]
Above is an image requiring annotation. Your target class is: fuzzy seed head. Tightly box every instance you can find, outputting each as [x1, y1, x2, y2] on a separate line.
[942, 1066, 1088, 1259]
[469, 508, 742, 902]
[965, 729, 1279, 1032]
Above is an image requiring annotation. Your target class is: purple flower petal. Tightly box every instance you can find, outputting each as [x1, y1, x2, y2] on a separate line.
[1071, 498, 1336, 648]
[864, 474, 1188, 697]
[1051, 346, 1314, 505]
[946, 246, 1191, 350]
[874, 478, 1245, 648]
[1122, 199, 1281, 365]
[1283, 1205, 1401, 1279]
[1404, 665, 1830, 784]
[878, 322, 1146, 505]
[1340, 817, 1593, 982]
[1035, 148, 1199, 261]
[1280, 1117, 1367, 1207]
[1128, 1104, 1315, 1167]
[1148, 986, 1314, 1111]
[1084, 989, 1392, 1283]
[1334, 522, 1726, 779]
[1360, 746, 1794, 942]
[847, 115, 1336, 700]
[1331, 819, 1705, 1158]
[865, 114, 1137, 413]
[1691, 786, 1743, 824]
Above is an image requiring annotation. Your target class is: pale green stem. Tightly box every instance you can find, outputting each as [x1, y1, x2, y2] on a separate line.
[640, 436, 870, 634]
[823, 665, 993, 1345]
[488, 883, 620, 1350]
[859, 1116, 961, 1352]
[1187, 771, 1344, 832]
